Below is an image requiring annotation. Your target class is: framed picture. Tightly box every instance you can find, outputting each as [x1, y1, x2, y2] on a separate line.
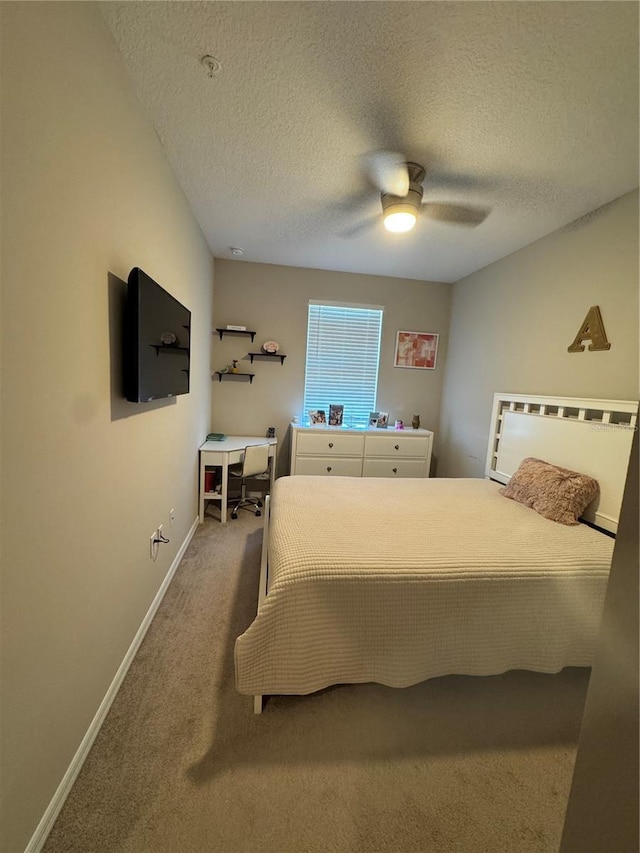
[368, 412, 379, 428]
[328, 404, 344, 426]
[376, 412, 389, 429]
[308, 409, 326, 425]
[394, 330, 439, 370]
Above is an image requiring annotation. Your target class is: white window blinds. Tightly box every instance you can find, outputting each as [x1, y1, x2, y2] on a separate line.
[303, 302, 383, 427]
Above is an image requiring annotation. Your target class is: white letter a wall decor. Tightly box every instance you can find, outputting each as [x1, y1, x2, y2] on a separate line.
[568, 305, 611, 353]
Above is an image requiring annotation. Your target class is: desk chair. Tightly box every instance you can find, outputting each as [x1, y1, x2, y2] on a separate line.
[228, 443, 271, 519]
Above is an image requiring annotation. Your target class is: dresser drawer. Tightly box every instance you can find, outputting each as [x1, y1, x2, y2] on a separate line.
[296, 432, 365, 457]
[364, 434, 430, 458]
[363, 458, 427, 478]
[295, 456, 363, 477]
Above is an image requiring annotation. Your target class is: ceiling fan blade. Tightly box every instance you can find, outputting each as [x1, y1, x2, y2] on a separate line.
[363, 150, 409, 196]
[338, 214, 381, 239]
[421, 202, 490, 226]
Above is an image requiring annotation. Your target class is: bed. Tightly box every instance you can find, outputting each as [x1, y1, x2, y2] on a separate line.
[235, 393, 637, 713]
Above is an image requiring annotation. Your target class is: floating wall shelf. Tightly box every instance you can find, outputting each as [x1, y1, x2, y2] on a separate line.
[248, 352, 287, 365]
[149, 344, 189, 355]
[213, 371, 255, 383]
[215, 328, 256, 342]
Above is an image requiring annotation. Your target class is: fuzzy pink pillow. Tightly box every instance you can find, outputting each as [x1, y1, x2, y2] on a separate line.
[500, 457, 599, 525]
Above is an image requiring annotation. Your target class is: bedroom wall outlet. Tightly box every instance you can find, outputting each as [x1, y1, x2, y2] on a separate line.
[150, 531, 159, 561]
[150, 525, 170, 560]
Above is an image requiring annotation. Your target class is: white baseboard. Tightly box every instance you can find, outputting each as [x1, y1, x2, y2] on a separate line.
[24, 516, 200, 853]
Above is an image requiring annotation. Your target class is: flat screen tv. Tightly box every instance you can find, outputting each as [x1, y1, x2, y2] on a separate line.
[125, 267, 191, 403]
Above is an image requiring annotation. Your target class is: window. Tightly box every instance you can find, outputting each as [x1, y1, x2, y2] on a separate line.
[303, 301, 383, 427]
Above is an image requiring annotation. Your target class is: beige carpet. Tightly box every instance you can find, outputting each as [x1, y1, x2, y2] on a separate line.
[43, 510, 587, 853]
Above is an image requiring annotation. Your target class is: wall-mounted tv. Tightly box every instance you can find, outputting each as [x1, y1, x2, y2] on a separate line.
[125, 267, 191, 403]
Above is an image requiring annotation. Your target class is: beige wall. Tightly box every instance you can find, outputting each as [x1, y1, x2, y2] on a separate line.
[438, 191, 639, 477]
[0, 5, 213, 851]
[211, 261, 451, 474]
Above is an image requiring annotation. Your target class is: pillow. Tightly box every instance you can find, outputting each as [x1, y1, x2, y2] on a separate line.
[499, 457, 599, 525]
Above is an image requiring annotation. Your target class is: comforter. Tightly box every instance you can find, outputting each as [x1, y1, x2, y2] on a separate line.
[235, 476, 613, 696]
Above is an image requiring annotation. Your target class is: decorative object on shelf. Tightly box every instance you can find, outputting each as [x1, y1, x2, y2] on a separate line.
[329, 404, 344, 426]
[395, 420, 404, 430]
[369, 412, 380, 428]
[159, 331, 178, 346]
[266, 426, 276, 438]
[376, 412, 389, 429]
[262, 340, 280, 353]
[567, 305, 611, 353]
[206, 433, 227, 441]
[227, 324, 246, 331]
[308, 409, 326, 425]
[394, 330, 439, 370]
[412, 414, 420, 430]
[230, 360, 239, 373]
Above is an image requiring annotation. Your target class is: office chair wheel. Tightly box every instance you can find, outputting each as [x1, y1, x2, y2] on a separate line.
[256, 510, 262, 517]
[257, 500, 263, 508]
[231, 512, 238, 520]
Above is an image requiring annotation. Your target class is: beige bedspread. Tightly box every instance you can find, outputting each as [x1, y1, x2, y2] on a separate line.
[234, 476, 614, 696]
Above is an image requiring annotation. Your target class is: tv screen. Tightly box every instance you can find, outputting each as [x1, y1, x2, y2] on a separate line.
[125, 267, 191, 403]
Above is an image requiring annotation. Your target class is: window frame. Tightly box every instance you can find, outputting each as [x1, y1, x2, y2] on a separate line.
[302, 300, 384, 428]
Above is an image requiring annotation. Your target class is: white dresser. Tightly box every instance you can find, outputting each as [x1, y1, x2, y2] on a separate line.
[290, 425, 433, 478]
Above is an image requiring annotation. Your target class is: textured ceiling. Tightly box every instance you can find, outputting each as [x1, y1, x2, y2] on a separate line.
[101, 1, 639, 283]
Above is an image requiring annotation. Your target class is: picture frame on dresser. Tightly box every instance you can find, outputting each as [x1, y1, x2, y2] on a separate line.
[328, 404, 344, 426]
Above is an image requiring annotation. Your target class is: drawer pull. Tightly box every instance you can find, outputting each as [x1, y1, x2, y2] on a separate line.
[327, 466, 332, 472]
[394, 444, 399, 450]
[328, 442, 334, 448]
[393, 467, 398, 474]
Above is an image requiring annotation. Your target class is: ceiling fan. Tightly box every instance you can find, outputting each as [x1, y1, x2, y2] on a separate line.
[344, 151, 490, 236]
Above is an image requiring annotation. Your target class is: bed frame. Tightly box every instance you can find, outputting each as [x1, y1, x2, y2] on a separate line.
[485, 393, 637, 535]
[252, 392, 637, 713]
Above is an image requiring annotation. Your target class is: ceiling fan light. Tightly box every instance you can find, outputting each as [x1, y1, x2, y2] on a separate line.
[381, 190, 422, 234]
[384, 208, 417, 233]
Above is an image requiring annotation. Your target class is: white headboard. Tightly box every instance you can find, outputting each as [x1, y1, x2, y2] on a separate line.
[485, 393, 637, 534]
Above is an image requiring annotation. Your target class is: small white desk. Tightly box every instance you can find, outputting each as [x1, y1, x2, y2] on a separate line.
[199, 436, 277, 524]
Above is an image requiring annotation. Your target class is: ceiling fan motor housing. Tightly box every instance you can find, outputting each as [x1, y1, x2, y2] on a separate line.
[381, 184, 424, 216]
[381, 161, 425, 215]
